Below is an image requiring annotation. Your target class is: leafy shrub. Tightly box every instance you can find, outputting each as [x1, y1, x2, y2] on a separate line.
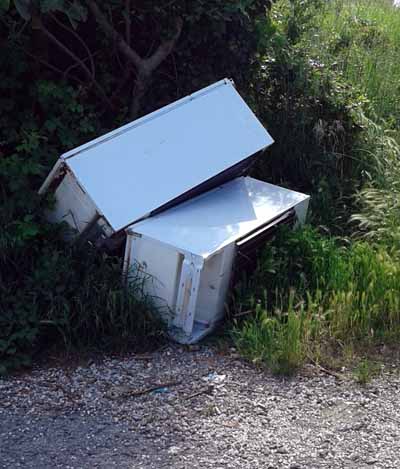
[232, 226, 400, 374]
[0, 60, 161, 375]
[0, 240, 162, 375]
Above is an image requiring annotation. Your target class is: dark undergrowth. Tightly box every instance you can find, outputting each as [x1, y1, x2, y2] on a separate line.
[2, 0, 400, 375]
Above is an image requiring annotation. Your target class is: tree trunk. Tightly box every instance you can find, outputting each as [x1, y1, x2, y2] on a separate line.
[130, 70, 151, 119]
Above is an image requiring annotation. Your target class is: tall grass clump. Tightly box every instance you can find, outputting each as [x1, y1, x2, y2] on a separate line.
[232, 291, 313, 375]
[232, 227, 400, 374]
[0, 224, 162, 375]
[306, 0, 400, 130]
[350, 112, 400, 247]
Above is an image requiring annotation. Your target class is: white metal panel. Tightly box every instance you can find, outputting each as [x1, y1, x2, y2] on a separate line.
[128, 235, 183, 315]
[129, 177, 310, 259]
[65, 79, 273, 231]
[195, 244, 236, 324]
[47, 172, 98, 235]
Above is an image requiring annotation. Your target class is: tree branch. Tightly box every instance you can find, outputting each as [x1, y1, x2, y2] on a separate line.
[129, 18, 183, 118]
[144, 17, 183, 73]
[86, 0, 143, 69]
[36, 16, 113, 110]
[50, 13, 96, 79]
[125, 0, 131, 46]
[63, 50, 102, 83]
[86, 0, 183, 118]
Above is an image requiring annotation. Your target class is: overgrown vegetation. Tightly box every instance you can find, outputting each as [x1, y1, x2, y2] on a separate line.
[1, 0, 400, 375]
[232, 227, 400, 374]
[0, 240, 162, 374]
[0, 0, 273, 373]
[232, 0, 400, 375]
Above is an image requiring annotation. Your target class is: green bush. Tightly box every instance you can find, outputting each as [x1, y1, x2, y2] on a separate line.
[0, 71, 161, 375]
[0, 240, 162, 375]
[232, 226, 400, 374]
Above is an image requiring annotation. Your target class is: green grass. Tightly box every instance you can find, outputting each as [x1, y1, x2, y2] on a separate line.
[231, 227, 400, 375]
[232, 0, 400, 375]
[306, 0, 400, 131]
[353, 359, 380, 385]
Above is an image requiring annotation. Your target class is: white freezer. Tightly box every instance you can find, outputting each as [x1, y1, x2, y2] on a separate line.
[125, 177, 309, 343]
[39, 77, 310, 344]
[39, 79, 273, 238]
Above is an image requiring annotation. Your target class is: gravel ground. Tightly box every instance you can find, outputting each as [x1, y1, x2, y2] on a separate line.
[1, 344, 400, 469]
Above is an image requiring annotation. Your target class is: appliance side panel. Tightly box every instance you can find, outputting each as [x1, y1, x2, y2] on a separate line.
[294, 197, 310, 225]
[195, 243, 236, 325]
[47, 172, 99, 237]
[127, 234, 183, 318]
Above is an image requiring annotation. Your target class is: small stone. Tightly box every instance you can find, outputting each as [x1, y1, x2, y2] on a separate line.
[168, 446, 181, 455]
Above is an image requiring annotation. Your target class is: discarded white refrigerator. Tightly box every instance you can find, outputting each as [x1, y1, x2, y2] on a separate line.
[125, 177, 309, 343]
[39, 79, 274, 244]
[39, 78, 310, 343]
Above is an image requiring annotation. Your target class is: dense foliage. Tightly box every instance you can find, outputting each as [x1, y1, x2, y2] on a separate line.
[232, 227, 400, 374]
[1, 0, 400, 374]
[232, 0, 400, 374]
[0, 0, 273, 373]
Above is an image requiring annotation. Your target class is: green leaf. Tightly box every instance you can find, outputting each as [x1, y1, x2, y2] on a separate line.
[14, 0, 31, 20]
[0, 0, 10, 12]
[66, 0, 87, 29]
[40, 0, 65, 13]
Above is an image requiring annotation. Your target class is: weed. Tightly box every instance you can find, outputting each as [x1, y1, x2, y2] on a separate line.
[232, 226, 400, 375]
[353, 359, 380, 385]
[232, 292, 308, 375]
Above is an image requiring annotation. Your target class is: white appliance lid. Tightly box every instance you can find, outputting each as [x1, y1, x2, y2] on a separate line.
[61, 79, 273, 231]
[128, 177, 309, 258]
